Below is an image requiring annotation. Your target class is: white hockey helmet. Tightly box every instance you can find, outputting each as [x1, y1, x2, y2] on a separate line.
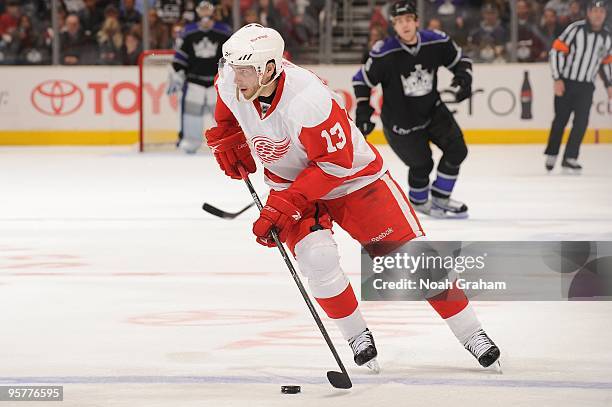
[222, 24, 285, 82]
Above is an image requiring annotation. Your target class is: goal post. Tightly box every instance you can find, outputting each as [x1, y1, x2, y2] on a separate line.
[138, 49, 178, 152]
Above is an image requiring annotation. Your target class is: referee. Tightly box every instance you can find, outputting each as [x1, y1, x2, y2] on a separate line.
[545, 0, 612, 174]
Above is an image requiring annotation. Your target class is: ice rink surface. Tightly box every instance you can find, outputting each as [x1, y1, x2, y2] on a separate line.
[1, 144, 611, 406]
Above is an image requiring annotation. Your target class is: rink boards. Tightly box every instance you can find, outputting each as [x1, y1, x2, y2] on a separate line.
[0, 63, 610, 145]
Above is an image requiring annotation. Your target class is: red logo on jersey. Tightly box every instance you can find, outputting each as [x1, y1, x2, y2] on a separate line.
[252, 136, 291, 164]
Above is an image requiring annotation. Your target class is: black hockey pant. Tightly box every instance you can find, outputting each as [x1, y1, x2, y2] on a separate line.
[382, 102, 468, 203]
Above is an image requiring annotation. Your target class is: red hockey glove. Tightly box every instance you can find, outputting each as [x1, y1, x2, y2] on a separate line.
[252, 190, 308, 247]
[205, 126, 257, 180]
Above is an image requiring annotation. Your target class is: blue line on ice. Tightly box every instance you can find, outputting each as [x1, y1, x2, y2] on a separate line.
[0, 376, 610, 390]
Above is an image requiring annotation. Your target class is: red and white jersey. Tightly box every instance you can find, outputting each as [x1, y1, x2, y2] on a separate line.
[214, 60, 386, 201]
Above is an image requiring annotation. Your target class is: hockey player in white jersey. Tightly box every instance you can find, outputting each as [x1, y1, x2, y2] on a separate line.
[205, 24, 501, 372]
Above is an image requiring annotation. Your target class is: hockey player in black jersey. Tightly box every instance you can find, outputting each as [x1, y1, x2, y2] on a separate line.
[353, 0, 472, 218]
[167, 1, 230, 154]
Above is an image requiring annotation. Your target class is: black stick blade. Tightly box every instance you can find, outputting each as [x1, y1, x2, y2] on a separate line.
[202, 203, 236, 219]
[327, 371, 352, 389]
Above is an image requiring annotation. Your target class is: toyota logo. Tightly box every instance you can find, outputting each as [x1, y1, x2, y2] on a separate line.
[31, 80, 84, 116]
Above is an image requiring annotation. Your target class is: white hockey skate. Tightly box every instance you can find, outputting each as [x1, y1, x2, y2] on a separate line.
[463, 329, 502, 373]
[178, 138, 201, 155]
[348, 328, 380, 373]
[561, 158, 582, 175]
[429, 196, 469, 219]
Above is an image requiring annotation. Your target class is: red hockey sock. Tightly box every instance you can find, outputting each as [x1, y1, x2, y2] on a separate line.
[315, 283, 358, 319]
[427, 283, 469, 319]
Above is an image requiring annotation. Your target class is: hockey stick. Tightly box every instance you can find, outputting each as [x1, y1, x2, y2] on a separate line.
[236, 165, 352, 390]
[202, 201, 255, 219]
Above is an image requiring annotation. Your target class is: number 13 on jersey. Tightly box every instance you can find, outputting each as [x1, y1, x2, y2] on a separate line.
[321, 122, 347, 153]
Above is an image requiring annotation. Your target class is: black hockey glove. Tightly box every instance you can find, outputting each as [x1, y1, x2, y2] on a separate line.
[355, 102, 375, 137]
[451, 75, 472, 103]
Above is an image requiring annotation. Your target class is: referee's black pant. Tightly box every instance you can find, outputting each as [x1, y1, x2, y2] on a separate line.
[545, 79, 595, 160]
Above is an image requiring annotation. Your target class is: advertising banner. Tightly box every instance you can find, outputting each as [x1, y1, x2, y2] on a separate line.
[0, 63, 609, 144]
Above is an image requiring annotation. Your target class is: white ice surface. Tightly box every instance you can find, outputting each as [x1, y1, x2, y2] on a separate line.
[0, 145, 611, 406]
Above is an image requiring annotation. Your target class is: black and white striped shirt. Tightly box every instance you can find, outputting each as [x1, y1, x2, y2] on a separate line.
[550, 20, 612, 86]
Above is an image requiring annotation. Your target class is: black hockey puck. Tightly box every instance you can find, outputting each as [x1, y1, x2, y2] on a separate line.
[281, 385, 301, 394]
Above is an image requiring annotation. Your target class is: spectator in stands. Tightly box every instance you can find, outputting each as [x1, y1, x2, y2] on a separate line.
[121, 30, 141, 64]
[257, 0, 285, 34]
[180, 1, 197, 26]
[427, 17, 443, 31]
[239, 0, 256, 14]
[566, 0, 584, 24]
[282, 0, 312, 58]
[63, 0, 87, 15]
[169, 21, 183, 49]
[242, 8, 259, 25]
[300, 0, 325, 40]
[489, 0, 512, 23]
[147, 8, 171, 49]
[467, 3, 508, 63]
[0, 1, 19, 64]
[369, 0, 395, 37]
[214, 0, 234, 30]
[544, 0, 571, 25]
[12, 13, 49, 64]
[0, 0, 20, 38]
[361, 23, 386, 63]
[540, 6, 563, 50]
[430, 0, 461, 30]
[78, 0, 104, 39]
[451, 14, 470, 46]
[97, 6, 123, 64]
[429, 0, 472, 46]
[21, 0, 50, 25]
[60, 13, 96, 64]
[515, 0, 548, 62]
[120, 0, 142, 32]
[94, 0, 117, 13]
[155, 0, 183, 29]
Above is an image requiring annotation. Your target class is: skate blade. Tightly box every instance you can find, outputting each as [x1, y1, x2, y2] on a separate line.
[430, 209, 469, 219]
[561, 167, 581, 175]
[484, 359, 503, 374]
[365, 358, 381, 374]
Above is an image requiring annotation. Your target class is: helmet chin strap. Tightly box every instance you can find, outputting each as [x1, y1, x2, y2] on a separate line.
[236, 72, 280, 103]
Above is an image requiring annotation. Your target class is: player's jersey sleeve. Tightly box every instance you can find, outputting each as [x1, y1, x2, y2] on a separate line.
[171, 33, 190, 72]
[214, 75, 239, 128]
[435, 30, 472, 79]
[352, 39, 391, 102]
[288, 97, 356, 202]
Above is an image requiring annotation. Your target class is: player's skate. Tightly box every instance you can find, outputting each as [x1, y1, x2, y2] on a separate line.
[463, 329, 501, 372]
[545, 154, 557, 172]
[178, 138, 200, 155]
[348, 328, 380, 373]
[561, 158, 582, 175]
[411, 200, 445, 218]
[431, 196, 469, 219]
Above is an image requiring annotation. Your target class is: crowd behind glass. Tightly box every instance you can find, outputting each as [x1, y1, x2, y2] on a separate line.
[0, 0, 609, 65]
